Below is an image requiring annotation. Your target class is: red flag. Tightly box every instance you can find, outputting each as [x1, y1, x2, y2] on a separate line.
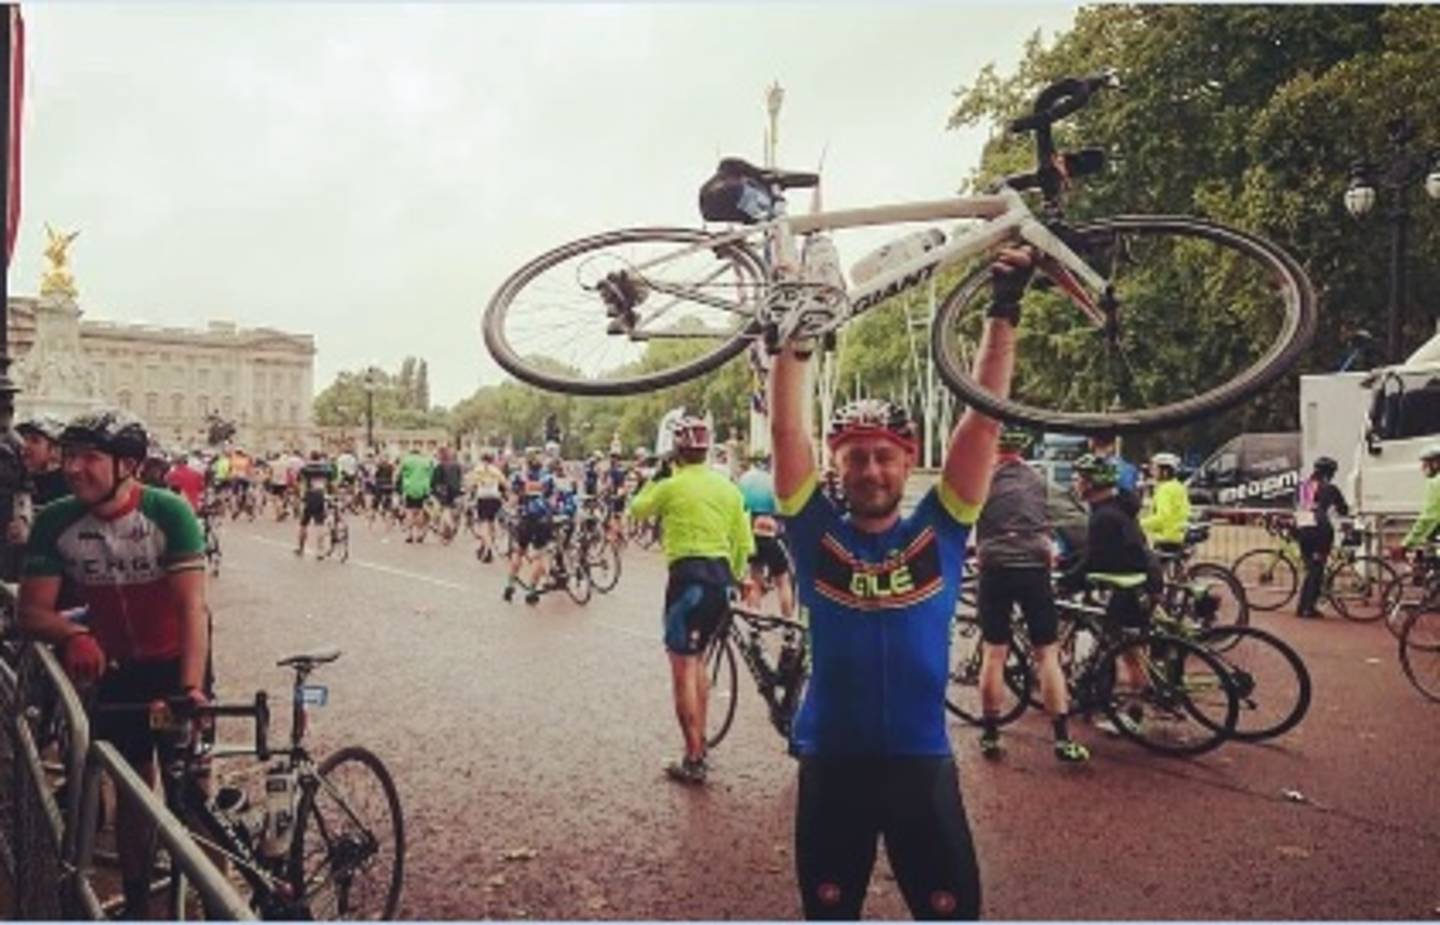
[6, 6, 22, 264]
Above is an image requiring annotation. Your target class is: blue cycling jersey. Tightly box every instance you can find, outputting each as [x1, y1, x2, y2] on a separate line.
[512, 468, 554, 519]
[780, 478, 974, 756]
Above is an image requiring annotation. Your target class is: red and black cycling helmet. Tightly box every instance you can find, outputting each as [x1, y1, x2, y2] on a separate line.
[826, 399, 918, 455]
[59, 409, 150, 461]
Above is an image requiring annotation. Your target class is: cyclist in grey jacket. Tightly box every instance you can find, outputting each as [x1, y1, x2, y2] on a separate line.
[974, 430, 1088, 762]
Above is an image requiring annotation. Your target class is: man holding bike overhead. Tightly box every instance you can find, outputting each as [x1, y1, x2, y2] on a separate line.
[17, 409, 210, 919]
[770, 248, 1030, 920]
[628, 415, 753, 785]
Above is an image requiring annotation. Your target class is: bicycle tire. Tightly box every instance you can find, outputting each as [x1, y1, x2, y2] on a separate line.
[1231, 547, 1298, 612]
[945, 613, 1031, 726]
[1184, 561, 1250, 631]
[1096, 633, 1239, 757]
[563, 553, 592, 605]
[289, 745, 406, 920]
[704, 634, 739, 749]
[337, 526, 350, 564]
[1326, 555, 1397, 623]
[315, 529, 333, 561]
[585, 539, 622, 593]
[931, 216, 1316, 434]
[1196, 625, 1311, 741]
[483, 227, 766, 395]
[1400, 607, 1440, 703]
[1383, 572, 1439, 640]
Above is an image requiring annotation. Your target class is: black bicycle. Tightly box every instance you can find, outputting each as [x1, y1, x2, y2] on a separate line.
[704, 605, 808, 750]
[315, 497, 351, 564]
[101, 649, 404, 919]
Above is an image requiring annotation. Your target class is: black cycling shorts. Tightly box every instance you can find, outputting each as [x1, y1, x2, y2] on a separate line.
[93, 659, 185, 768]
[474, 497, 503, 522]
[402, 494, 427, 511]
[300, 491, 327, 526]
[977, 566, 1058, 647]
[796, 755, 981, 920]
[749, 534, 791, 578]
[515, 516, 553, 551]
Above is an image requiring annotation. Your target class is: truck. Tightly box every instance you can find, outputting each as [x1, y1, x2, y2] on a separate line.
[1185, 432, 1302, 508]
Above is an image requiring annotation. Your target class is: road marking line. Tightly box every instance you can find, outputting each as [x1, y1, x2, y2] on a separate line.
[243, 535, 472, 592]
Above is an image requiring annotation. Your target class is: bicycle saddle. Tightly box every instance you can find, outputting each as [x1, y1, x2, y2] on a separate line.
[277, 646, 342, 668]
[715, 157, 819, 191]
[1086, 572, 1149, 590]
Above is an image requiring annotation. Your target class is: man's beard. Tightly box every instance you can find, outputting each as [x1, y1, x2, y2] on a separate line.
[847, 485, 901, 518]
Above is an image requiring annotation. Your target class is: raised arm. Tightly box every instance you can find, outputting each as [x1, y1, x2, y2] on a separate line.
[770, 346, 817, 507]
[940, 248, 1029, 511]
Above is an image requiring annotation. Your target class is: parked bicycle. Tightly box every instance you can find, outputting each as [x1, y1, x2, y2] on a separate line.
[703, 604, 808, 750]
[99, 648, 404, 919]
[949, 573, 1241, 756]
[483, 73, 1315, 435]
[1232, 515, 1396, 619]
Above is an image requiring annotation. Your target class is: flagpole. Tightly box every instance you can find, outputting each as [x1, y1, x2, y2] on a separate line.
[0, 4, 22, 579]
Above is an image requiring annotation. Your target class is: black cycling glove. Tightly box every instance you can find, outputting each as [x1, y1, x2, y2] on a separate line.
[987, 256, 1035, 324]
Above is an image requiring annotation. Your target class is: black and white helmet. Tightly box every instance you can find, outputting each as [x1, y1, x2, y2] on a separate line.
[59, 409, 150, 461]
[17, 413, 67, 444]
[826, 399, 918, 453]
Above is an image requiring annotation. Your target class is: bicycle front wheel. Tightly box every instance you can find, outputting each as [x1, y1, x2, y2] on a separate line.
[1400, 607, 1440, 703]
[1184, 562, 1250, 632]
[1231, 548, 1298, 612]
[290, 746, 406, 920]
[585, 539, 622, 593]
[1097, 634, 1238, 757]
[932, 216, 1315, 434]
[704, 634, 739, 749]
[1327, 555, 1398, 622]
[483, 228, 766, 395]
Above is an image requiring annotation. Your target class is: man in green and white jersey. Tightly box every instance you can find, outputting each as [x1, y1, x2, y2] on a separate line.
[398, 447, 436, 543]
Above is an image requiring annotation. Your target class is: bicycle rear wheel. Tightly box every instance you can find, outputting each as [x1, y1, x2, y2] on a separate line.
[1400, 607, 1440, 703]
[1327, 555, 1397, 622]
[1196, 625, 1311, 741]
[1180, 562, 1250, 632]
[1231, 548, 1298, 612]
[945, 613, 1031, 726]
[1096, 634, 1238, 757]
[704, 634, 739, 749]
[483, 228, 766, 395]
[932, 216, 1315, 434]
[289, 746, 405, 920]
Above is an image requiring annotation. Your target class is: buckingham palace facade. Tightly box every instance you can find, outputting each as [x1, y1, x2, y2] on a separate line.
[7, 294, 317, 453]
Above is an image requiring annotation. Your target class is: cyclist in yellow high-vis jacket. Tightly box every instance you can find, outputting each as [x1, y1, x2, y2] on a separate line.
[1402, 443, 1440, 549]
[1141, 452, 1190, 548]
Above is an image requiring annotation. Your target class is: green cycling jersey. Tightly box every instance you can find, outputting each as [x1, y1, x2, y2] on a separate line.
[628, 461, 754, 580]
[1403, 472, 1440, 548]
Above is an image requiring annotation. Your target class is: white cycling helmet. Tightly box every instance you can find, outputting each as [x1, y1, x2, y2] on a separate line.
[1152, 452, 1181, 470]
[1420, 442, 1440, 462]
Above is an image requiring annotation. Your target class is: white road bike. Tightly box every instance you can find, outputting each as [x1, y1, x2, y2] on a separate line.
[483, 74, 1316, 434]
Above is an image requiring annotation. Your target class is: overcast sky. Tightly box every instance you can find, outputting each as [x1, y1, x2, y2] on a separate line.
[8, 2, 1077, 407]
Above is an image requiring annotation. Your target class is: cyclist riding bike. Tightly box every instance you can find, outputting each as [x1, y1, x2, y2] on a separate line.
[1140, 451, 1191, 552]
[295, 450, 335, 558]
[504, 448, 558, 605]
[769, 248, 1031, 920]
[17, 409, 210, 920]
[628, 415, 753, 785]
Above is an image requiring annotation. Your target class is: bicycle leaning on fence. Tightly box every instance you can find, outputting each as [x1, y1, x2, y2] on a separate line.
[99, 648, 405, 920]
[483, 73, 1315, 436]
[1231, 515, 1396, 620]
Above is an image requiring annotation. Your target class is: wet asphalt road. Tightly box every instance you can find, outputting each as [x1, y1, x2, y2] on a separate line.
[202, 513, 1440, 920]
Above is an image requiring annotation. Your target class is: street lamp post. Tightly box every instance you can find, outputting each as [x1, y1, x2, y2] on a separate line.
[363, 368, 378, 451]
[1343, 117, 1440, 364]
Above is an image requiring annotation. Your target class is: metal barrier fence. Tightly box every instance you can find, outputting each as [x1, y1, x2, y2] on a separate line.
[0, 640, 253, 919]
[1188, 506, 1417, 567]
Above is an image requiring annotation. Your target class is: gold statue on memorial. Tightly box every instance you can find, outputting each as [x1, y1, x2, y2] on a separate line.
[40, 224, 80, 300]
